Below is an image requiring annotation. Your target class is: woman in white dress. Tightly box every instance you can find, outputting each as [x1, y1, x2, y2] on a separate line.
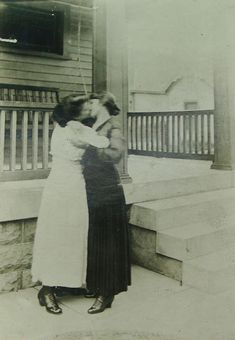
[31, 95, 109, 315]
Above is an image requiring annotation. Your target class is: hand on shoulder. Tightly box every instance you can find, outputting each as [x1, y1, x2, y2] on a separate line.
[67, 120, 83, 130]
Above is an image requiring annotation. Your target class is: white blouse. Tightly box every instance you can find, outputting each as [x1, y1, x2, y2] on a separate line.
[50, 121, 109, 161]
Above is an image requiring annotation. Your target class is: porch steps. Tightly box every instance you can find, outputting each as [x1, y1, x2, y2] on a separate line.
[156, 220, 235, 261]
[124, 171, 232, 204]
[130, 187, 235, 231]
[129, 186, 235, 293]
[183, 245, 235, 293]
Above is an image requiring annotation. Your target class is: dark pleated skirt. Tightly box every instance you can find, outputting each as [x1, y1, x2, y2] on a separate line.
[85, 180, 131, 296]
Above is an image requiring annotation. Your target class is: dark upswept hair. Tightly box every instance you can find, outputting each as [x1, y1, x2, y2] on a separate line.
[52, 94, 89, 127]
[90, 91, 120, 116]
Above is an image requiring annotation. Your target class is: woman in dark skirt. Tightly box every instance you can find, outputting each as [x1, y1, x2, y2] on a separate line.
[82, 92, 131, 314]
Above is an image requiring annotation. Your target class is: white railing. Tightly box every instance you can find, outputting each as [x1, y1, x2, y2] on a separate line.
[0, 102, 54, 181]
[128, 110, 214, 160]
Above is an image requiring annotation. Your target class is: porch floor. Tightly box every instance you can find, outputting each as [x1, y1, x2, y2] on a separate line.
[0, 265, 234, 340]
[128, 155, 218, 183]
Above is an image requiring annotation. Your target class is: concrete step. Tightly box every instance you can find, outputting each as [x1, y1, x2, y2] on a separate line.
[124, 171, 232, 204]
[156, 218, 235, 261]
[183, 244, 235, 293]
[129, 187, 235, 231]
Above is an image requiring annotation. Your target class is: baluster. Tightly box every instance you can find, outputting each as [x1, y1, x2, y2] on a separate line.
[49, 91, 53, 103]
[28, 90, 33, 102]
[177, 115, 180, 153]
[140, 114, 144, 151]
[43, 111, 49, 169]
[41, 91, 46, 103]
[44, 91, 49, 103]
[166, 114, 169, 152]
[151, 115, 154, 151]
[189, 114, 192, 154]
[32, 91, 36, 102]
[21, 110, 28, 170]
[35, 90, 40, 102]
[183, 114, 186, 154]
[130, 116, 134, 150]
[3, 89, 8, 101]
[0, 110, 6, 171]
[52, 92, 58, 103]
[201, 113, 204, 154]
[22, 89, 27, 101]
[32, 111, 39, 169]
[161, 114, 164, 152]
[9, 89, 15, 101]
[135, 116, 138, 150]
[0, 88, 3, 100]
[146, 115, 149, 151]
[172, 115, 175, 153]
[7, 89, 10, 101]
[195, 114, 198, 154]
[156, 115, 159, 152]
[10, 110, 17, 171]
[207, 112, 211, 155]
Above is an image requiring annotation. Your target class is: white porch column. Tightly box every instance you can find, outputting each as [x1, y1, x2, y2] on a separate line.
[212, 6, 235, 171]
[93, 0, 131, 182]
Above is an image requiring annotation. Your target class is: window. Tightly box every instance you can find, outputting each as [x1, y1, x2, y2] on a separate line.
[0, 4, 64, 55]
[184, 101, 198, 111]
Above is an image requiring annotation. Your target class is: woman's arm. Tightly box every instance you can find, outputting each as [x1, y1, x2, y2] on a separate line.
[67, 121, 110, 149]
[97, 127, 125, 163]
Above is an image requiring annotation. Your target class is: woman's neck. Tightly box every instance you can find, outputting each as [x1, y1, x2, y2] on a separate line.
[92, 106, 110, 130]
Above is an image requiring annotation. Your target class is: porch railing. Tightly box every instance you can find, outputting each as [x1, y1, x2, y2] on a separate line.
[0, 85, 58, 181]
[128, 110, 214, 160]
[0, 102, 55, 181]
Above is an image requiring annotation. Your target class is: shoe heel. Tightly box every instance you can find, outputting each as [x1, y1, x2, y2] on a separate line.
[106, 297, 114, 308]
[39, 299, 45, 306]
[38, 292, 45, 307]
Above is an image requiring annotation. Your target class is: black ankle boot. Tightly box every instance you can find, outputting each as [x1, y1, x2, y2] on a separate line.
[38, 286, 62, 315]
[88, 295, 114, 314]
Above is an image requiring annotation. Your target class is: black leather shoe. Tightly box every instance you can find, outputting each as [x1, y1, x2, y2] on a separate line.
[38, 288, 62, 315]
[88, 295, 114, 314]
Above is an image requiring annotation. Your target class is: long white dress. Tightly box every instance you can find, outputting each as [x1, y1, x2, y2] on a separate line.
[31, 121, 109, 287]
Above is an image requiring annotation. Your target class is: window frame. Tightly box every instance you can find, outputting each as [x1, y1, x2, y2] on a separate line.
[0, 3, 72, 60]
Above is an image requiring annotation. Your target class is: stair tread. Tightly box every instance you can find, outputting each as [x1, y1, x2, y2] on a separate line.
[134, 187, 235, 211]
[158, 219, 235, 239]
[184, 244, 235, 271]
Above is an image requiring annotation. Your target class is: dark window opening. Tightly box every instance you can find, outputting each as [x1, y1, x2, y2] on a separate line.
[0, 5, 64, 55]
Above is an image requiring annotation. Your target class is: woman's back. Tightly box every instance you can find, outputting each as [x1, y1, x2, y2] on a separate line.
[50, 124, 85, 162]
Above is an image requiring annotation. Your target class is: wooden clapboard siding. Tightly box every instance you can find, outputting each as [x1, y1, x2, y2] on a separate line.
[0, 78, 92, 97]
[0, 69, 92, 85]
[0, 1, 93, 99]
[0, 53, 92, 70]
[0, 61, 92, 77]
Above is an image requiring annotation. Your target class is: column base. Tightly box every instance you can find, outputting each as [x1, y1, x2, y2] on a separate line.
[210, 163, 232, 170]
[121, 173, 132, 184]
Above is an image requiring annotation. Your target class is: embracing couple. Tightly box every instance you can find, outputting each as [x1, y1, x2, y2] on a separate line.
[31, 92, 131, 315]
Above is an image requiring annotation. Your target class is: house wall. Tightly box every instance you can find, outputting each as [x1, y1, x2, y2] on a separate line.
[131, 77, 214, 112]
[0, 0, 93, 99]
[126, 0, 215, 111]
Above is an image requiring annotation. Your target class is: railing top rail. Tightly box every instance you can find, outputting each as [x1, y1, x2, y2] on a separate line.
[0, 102, 56, 110]
[0, 84, 59, 92]
[128, 110, 214, 116]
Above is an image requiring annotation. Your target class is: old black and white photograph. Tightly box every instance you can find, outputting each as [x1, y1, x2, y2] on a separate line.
[0, 0, 234, 339]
